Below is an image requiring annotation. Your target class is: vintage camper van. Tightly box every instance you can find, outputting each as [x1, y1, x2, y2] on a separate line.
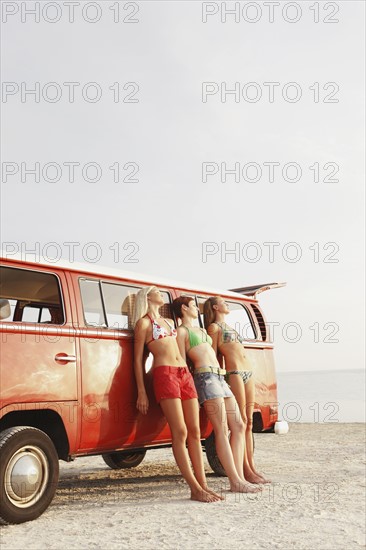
[0, 255, 284, 523]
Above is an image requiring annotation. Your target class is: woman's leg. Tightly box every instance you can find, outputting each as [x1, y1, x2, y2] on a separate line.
[244, 378, 271, 483]
[227, 374, 264, 484]
[223, 397, 245, 479]
[203, 397, 260, 493]
[181, 398, 223, 500]
[159, 398, 219, 502]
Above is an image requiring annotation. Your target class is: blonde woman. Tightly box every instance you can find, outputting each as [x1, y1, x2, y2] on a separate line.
[204, 296, 270, 484]
[132, 286, 222, 503]
[173, 295, 261, 494]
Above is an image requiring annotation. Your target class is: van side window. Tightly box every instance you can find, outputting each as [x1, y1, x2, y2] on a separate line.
[101, 282, 142, 330]
[225, 302, 256, 340]
[79, 279, 173, 331]
[0, 266, 64, 324]
[79, 279, 107, 327]
[100, 284, 172, 331]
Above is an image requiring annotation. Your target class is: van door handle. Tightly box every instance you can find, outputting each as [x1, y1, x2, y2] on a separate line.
[55, 353, 76, 363]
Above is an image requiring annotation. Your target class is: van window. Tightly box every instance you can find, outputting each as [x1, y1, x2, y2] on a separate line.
[226, 301, 256, 340]
[79, 280, 173, 331]
[0, 266, 64, 324]
[101, 282, 142, 330]
[79, 279, 107, 327]
[197, 297, 256, 339]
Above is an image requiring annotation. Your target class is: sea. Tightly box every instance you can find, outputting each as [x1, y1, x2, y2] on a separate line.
[276, 369, 365, 423]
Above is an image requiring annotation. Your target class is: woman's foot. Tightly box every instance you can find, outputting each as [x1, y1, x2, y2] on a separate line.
[255, 473, 271, 484]
[190, 488, 221, 502]
[230, 481, 262, 493]
[249, 467, 272, 484]
[203, 486, 225, 500]
[244, 472, 267, 484]
[244, 464, 271, 484]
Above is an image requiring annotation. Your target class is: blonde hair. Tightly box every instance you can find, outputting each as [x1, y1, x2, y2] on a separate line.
[131, 286, 155, 328]
[203, 296, 220, 330]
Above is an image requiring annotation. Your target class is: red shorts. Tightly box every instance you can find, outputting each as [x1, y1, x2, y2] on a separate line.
[152, 366, 198, 403]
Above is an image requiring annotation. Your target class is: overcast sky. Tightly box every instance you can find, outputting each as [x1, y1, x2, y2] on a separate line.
[1, 1, 364, 372]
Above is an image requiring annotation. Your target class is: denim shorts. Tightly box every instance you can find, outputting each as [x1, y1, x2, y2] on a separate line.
[193, 371, 234, 405]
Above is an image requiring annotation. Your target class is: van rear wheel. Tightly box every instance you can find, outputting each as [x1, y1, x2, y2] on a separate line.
[102, 450, 146, 469]
[205, 432, 225, 476]
[0, 426, 59, 525]
[205, 430, 255, 476]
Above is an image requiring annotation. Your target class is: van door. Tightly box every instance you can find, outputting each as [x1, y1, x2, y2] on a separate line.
[0, 265, 78, 409]
[70, 274, 172, 453]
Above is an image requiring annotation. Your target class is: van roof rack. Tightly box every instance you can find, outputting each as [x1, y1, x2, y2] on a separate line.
[229, 282, 286, 297]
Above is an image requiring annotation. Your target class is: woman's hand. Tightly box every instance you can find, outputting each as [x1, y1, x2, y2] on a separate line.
[137, 391, 149, 415]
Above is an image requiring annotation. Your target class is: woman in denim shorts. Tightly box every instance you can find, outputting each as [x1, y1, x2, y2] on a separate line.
[173, 296, 261, 494]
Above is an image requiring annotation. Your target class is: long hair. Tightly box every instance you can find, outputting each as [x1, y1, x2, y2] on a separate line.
[131, 286, 155, 328]
[203, 296, 220, 330]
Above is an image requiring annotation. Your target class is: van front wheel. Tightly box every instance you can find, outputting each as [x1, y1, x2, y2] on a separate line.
[0, 426, 59, 525]
[102, 450, 146, 469]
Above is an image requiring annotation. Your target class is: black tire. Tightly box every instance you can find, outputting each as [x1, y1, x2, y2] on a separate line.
[252, 412, 263, 433]
[205, 430, 256, 476]
[205, 432, 226, 476]
[0, 426, 59, 525]
[102, 450, 146, 470]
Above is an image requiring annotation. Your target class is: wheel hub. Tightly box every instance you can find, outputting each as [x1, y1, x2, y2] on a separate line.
[5, 446, 49, 508]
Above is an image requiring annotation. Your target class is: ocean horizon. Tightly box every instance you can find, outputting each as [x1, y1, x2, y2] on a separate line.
[276, 368, 365, 423]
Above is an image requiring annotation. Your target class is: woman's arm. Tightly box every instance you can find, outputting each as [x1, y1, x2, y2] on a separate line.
[207, 323, 219, 354]
[134, 318, 149, 415]
[176, 326, 188, 362]
[217, 352, 225, 369]
[208, 324, 225, 368]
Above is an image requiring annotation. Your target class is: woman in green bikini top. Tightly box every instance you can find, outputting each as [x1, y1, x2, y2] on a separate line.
[203, 296, 270, 485]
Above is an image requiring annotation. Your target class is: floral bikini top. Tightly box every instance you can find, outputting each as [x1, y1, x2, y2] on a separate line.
[146, 314, 177, 345]
[215, 322, 245, 344]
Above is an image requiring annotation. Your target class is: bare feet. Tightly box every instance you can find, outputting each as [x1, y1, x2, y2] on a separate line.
[244, 465, 271, 484]
[203, 486, 225, 501]
[252, 468, 272, 483]
[230, 481, 262, 493]
[255, 474, 271, 484]
[190, 488, 221, 502]
[244, 472, 267, 484]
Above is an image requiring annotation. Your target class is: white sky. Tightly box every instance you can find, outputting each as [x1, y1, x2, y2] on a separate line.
[1, 1, 365, 372]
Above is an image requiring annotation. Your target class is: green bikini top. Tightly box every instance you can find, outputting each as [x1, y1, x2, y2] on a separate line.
[182, 325, 213, 350]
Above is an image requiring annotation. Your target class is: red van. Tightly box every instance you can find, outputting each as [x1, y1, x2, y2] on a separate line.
[0, 255, 284, 523]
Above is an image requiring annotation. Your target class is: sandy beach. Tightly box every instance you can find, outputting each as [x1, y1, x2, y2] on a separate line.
[1, 423, 365, 550]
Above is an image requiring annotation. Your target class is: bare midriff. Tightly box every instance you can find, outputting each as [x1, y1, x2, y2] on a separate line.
[218, 341, 252, 372]
[188, 343, 220, 370]
[147, 337, 187, 368]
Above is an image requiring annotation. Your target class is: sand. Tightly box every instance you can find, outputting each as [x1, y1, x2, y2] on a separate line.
[1, 423, 365, 550]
